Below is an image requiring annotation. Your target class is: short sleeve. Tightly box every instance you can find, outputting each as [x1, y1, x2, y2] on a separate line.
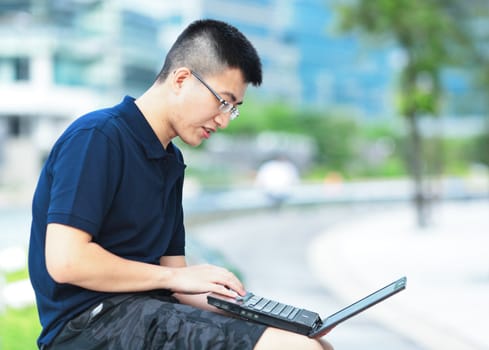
[47, 128, 121, 237]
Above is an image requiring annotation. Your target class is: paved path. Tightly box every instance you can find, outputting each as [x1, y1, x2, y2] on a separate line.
[309, 200, 489, 350]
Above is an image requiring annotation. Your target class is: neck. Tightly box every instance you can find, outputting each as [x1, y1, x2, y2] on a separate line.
[135, 82, 174, 148]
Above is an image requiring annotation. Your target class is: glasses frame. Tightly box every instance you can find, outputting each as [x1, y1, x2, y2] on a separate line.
[190, 70, 239, 120]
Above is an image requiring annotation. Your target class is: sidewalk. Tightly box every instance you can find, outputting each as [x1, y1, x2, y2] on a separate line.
[309, 199, 489, 350]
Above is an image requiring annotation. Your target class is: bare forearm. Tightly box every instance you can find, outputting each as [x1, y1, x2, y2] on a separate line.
[52, 241, 173, 292]
[46, 224, 245, 297]
[46, 223, 173, 292]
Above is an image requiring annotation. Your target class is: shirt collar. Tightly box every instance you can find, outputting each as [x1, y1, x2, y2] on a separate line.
[116, 96, 175, 160]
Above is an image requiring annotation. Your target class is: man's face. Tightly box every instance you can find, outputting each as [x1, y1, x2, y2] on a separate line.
[172, 67, 247, 147]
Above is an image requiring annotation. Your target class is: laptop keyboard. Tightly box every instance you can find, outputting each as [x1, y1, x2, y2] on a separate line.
[240, 293, 301, 320]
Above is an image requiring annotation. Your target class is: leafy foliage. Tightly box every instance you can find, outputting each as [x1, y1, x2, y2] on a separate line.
[0, 306, 40, 350]
[227, 98, 360, 174]
[333, 0, 472, 117]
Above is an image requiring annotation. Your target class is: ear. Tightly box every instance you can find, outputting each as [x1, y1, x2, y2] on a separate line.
[171, 68, 192, 93]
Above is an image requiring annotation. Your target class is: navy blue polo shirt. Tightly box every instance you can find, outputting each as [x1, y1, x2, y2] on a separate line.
[28, 96, 186, 347]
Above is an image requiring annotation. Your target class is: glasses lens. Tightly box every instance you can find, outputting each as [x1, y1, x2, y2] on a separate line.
[218, 100, 239, 120]
[219, 102, 232, 113]
[230, 108, 239, 120]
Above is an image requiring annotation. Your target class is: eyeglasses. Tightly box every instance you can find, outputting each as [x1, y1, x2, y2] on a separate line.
[191, 70, 240, 120]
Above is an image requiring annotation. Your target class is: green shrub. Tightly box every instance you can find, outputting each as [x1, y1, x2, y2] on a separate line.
[0, 306, 40, 350]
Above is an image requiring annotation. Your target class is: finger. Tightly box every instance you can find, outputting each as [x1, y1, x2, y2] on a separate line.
[207, 266, 245, 293]
[215, 284, 239, 298]
[226, 280, 246, 296]
[220, 272, 246, 296]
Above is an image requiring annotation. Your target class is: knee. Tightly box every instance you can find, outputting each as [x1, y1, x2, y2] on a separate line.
[319, 338, 334, 350]
[309, 338, 334, 350]
[254, 328, 334, 350]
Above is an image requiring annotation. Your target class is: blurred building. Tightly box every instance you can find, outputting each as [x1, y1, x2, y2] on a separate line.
[0, 0, 485, 191]
[157, 0, 486, 121]
[0, 0, 166, 188]
[158, 0, 397, 117]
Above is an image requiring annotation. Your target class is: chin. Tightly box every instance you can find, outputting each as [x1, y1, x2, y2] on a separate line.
[180, 137, 202, 147]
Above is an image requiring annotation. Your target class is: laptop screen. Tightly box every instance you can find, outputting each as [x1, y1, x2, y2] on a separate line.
[325, 277, 406, 325]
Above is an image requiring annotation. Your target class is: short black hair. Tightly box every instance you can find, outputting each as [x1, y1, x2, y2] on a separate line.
[157, 19, 262, 86]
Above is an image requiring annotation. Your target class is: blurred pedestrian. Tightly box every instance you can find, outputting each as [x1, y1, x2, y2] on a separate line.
[255, 154, 300, 208]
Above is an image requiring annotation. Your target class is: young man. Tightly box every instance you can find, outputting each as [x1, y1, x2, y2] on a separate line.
[28, 19, 333, 350]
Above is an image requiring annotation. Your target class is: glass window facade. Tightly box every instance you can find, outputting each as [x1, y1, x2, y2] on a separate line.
[0, 57, 30, 82]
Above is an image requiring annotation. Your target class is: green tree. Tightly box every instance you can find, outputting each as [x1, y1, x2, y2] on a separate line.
[469, 1, 489, 168]
[332, 0, 473, 227]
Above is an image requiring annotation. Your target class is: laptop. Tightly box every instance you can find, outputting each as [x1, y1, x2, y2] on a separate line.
[207, 276, 406, 338]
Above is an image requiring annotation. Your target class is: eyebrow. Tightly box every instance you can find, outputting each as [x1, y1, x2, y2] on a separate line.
[221, 91, 243, 105]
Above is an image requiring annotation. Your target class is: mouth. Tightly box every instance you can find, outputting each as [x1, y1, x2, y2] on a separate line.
[202, 127, 215, 139]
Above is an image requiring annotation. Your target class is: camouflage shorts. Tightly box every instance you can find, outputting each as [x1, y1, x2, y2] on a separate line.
[47, 292, 267, 350]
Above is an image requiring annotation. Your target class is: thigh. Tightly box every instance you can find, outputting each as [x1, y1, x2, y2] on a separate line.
[49, 293, 266, 350]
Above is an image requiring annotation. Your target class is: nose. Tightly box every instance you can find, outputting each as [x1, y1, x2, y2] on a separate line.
[214, 111, 230, 129]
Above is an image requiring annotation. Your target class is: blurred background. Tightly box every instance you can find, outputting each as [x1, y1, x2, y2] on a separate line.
[0, 0, 488, 349]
